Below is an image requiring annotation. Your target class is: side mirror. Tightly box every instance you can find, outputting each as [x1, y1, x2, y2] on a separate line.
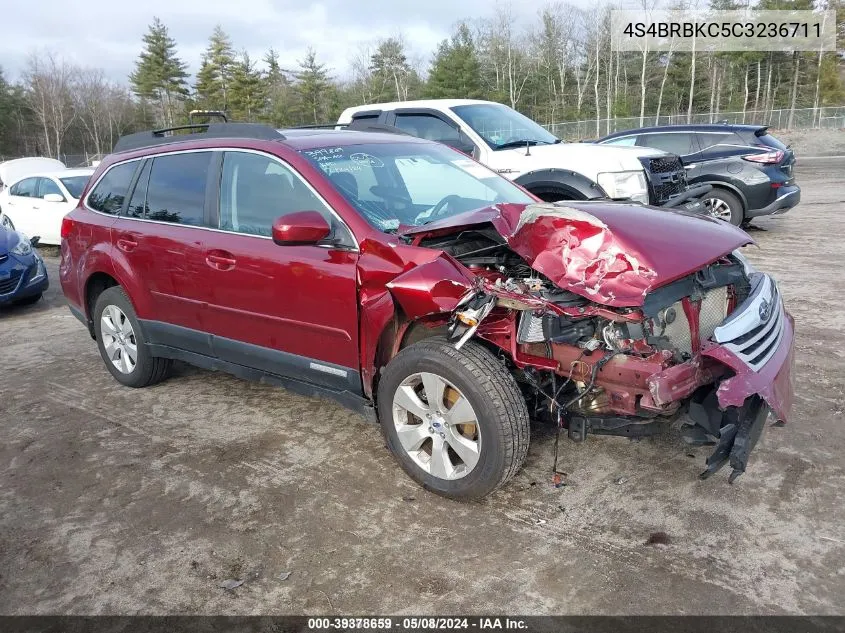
[272, 211, 331, 246]
[43, 193, 65, 203]
[30, 236, 40, 247]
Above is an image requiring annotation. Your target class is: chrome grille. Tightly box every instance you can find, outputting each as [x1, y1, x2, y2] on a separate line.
[714, 274, 785, 371]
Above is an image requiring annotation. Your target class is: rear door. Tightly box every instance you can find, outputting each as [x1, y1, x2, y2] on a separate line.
[199, 149, 361, 393]
[110, 151, 214, 354]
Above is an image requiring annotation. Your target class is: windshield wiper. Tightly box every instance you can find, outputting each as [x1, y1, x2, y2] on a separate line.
[494, 139, 555, 150]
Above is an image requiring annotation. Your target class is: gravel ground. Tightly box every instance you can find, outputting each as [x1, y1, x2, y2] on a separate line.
[1, 159, 843, 616]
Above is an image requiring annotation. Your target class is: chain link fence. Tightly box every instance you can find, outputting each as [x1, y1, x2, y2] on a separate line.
[545, 106, 845, 140]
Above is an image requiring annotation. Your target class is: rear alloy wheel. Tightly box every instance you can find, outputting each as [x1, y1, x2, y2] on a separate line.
[93, 286, 172, 388]
[377, 336, 530, 500]
[703, 189, 743, 226]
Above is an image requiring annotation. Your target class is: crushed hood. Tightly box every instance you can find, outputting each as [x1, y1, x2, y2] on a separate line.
[401, 202, 753, 307]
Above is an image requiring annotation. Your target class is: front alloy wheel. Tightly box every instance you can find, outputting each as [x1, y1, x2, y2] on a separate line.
[377, 336, 530, 500]
[392, 371, 481, 480]
[1, 214, 13, 231]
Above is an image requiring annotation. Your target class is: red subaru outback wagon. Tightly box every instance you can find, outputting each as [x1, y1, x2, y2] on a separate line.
[61, 122, 794, 499]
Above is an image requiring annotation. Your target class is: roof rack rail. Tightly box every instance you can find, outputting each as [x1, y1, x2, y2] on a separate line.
[113, 122, 285, 153]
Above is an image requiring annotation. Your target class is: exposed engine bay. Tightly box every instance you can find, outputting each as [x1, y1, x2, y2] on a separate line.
[392, 203, 795, 483]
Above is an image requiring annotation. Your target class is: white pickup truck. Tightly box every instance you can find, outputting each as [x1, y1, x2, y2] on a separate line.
[337, 99, 707, 211]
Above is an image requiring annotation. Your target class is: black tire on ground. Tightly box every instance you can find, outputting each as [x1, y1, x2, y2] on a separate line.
[15, 293, 42, 306]
[93, 286, 172, 388]
[704, 188, 744, 226]
[376, 335, 530, 500]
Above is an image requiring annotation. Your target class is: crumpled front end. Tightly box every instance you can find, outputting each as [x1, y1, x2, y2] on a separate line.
[382, 202, 794, 482]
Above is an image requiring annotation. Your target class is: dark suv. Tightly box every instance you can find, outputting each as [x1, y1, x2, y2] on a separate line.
[60, 122, 795, 499]
[597, 124, 800, 226]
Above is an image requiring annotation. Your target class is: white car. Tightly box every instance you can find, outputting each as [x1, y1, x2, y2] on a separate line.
[337, 99, 705, 210]
[0, 168, 94, 245]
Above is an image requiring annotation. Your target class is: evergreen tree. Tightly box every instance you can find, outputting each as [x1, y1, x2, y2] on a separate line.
[194, 25, 235, 112]
[129, 17, 189, 126]
[229, 51, 267, 121]
[370, 38, 416, 101]
[293, 48, 333, 124]
[263, 48, 295, 125]
[426, 24, 483, 99]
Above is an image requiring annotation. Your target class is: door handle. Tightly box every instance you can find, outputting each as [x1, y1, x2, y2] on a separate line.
[206, 251, 236, 270]
[116, 237, 139, 252]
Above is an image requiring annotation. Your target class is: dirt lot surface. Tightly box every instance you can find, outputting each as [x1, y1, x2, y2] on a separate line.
[1, 159, 844, 616]
[772, 128, 845, 157]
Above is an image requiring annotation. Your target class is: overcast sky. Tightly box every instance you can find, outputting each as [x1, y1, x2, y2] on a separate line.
[0, 0, 568, 84]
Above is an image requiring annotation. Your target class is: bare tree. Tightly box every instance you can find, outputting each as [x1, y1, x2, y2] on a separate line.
[24, 52, 77, 158]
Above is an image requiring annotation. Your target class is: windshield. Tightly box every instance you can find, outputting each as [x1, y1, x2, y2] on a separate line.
[60, 176, 89, 199]
[451, 103, 558, 150]
[301, 142, 534, 233]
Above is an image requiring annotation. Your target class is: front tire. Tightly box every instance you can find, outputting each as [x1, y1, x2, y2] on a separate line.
[376, 336, 530, 500]
[1, 212, 14, 231]
[93, 286, 171, 388]
[703, 189, 743, 226]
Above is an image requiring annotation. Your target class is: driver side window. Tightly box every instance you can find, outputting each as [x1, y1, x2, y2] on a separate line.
[218, 151, 334, 237]
[38, 178, 63, 199]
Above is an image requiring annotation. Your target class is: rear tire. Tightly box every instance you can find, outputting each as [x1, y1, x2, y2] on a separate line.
[376, 336, 530, 500]
[93, 286, 172, 388]
[703, 189, 744, 226]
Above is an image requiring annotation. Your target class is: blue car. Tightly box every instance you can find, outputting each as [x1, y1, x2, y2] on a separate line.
[0, 226, 48, 307]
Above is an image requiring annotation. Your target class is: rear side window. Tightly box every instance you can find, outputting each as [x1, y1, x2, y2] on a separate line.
[146, 152, 212, 226]
[637, 133, 697, 156]
[88, 162, 138, 215]
[604, 136, 637, 147]
[695, 132, 741, 152]
[10, 177, 38, 198]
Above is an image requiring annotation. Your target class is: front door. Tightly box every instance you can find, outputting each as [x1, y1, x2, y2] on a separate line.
[199, 150, 361, 394]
